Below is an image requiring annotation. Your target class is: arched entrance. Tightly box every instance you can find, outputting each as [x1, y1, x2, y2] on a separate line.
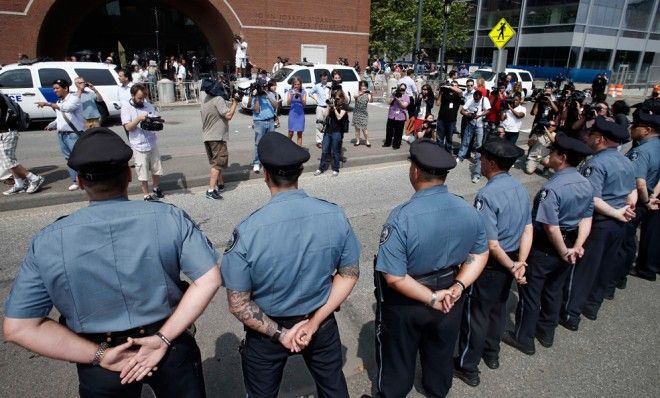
[37, 0, 235, 70]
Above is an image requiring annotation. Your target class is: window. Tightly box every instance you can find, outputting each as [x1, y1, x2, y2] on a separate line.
[335, 69, 358, 82]
[38, 68, 71, 87]
[588, 0, 624, 28]
[290, 69, 311, 84]
[0, 69, 33, 88]
[623, 0, 654, 31]
[519, 72, 533, 82]
[313, 69, 330, 82]
[74, 69, 117, 86]
[468, 70, 495, 81]
[524, 1, 579, 26]
[271, 68, 292, 83]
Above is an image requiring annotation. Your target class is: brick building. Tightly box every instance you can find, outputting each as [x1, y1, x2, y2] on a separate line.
[0, 0, 371, 69]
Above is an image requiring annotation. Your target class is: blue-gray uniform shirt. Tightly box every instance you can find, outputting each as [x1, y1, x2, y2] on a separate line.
[4, 198, 219, 333]
[580, 148, 635, 209]
[376, 185, 488, 277]
[474, 173, 532, 253]
[221, 189, 360, 317]
[626, 137, 660, 195]
[533, 167, 594, 230]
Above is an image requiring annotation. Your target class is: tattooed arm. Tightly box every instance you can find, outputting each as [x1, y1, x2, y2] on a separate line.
[294, 263, 360, 345]
[448, 251, 489, 296]
[227, 290, 279, 337]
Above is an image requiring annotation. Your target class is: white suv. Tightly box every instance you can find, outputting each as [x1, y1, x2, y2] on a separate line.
[0, 60, 122, 124]
[236, 64, 360, 110]
[455, 68, 534, 98]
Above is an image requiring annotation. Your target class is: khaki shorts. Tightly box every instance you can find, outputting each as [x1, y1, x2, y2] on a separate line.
[204, 140, 228, 170]
[134, 147, 163, 181]
[85, 119, 100, 129]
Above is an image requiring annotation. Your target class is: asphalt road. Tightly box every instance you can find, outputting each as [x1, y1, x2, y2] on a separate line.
[0, 160, 658, 397]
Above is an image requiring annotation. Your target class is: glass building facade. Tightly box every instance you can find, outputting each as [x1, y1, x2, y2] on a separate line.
[460, 0, 660, 83]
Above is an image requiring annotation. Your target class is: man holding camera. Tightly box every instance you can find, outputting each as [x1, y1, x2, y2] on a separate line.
[249, 80, 278, 173]
[525, 121, 557, 175]
[531, 87, 559, 131]
[500, 94, 526, 145]
[74, 77, 104, 129]
[458, 90, 491, 184]
[310, 72, 331, 148]
[121, 83, 164, 201]
[435, 82, 463, 153]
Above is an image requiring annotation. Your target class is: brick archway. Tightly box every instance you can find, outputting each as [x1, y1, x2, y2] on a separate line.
[36, 0, 237, 63]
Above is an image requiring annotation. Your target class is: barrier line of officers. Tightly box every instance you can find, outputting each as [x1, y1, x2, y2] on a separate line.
[2, 98, 659, 397]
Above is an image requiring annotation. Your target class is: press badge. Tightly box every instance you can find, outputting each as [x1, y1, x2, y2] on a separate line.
[449, 103, 454, 109]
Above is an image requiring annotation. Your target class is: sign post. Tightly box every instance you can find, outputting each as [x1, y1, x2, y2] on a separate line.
[488, 18, 516, 74]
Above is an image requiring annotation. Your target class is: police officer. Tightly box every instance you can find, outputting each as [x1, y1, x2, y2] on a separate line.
[626, 110, 660, 281]
[503, 134, 593, 354]
[559, 117, 635, 330]
[3, 128, 221, 397]
[375, 140, 489, 398]
[221, 132, 361, 398]
[454, 138, 532, 387]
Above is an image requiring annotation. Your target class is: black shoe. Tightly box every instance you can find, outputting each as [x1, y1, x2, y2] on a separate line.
[502, 331, 535, 355]
[205, 190, 223, 200]
[629, 267, 656, 281]
[482, 356, 499, 370]
[153, 187, 164, 198]
[453, 368, 480, 387]
[604, 290, 615, 300]
[216, 184, 225, 193]
[143, 194, 158, 202]
[559, 317, 579, 332]
[382, 143, 391, 147]
[616, 277, 627, 290]
[581, 307, 598, 321]
[535, 331, 554, 348]
[392, 146, 400, 150]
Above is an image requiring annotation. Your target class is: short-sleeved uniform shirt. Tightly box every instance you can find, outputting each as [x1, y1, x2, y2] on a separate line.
[221, 190, 360, 317]
[201, 95, 230, 142]
[626, 137, 660, 195]
[580, 148, 635, 210]
[121, 101, 158, 152]
[376, 185, 488, 277]
[533, 167, 594, 231]
[474, 173, 532, 252]
[4, 198, 219, 333]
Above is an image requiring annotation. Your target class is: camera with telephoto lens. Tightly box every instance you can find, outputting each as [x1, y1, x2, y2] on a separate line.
[249, 79, 267, 96]
[326, 98, 335, 107]
[423, 120, 437, 130]
[140, 115, 164, 131]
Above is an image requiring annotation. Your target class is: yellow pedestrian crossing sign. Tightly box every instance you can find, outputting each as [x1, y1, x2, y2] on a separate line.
[489, 18, 516, 49]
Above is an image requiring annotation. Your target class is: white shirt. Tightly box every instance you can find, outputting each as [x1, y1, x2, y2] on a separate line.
[398, 76, 417, 97]
[235, 41, 247, 59]
[501, 105, 527, 132]
[272, 62, 283, 74]
[117, 82, 134, 105]
[47, 93, 85, 132]
[463, 95, 491, 127]
[120, 100, 158, 152]
[177, 65, 187, 81]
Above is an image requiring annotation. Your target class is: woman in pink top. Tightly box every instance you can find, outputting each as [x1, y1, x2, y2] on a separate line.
[383, 83, 410, 149]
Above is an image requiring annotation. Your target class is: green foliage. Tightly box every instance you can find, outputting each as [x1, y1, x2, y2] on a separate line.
[370, 0, 473, 61]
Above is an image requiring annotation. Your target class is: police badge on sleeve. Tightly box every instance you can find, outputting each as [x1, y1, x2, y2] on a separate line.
[474, 197, 484, 211]
[628, 151, 639, 161]
[582, 166, 593, 177]
[539, 189, 549, 201]
[224, 229, 239, 253]
[379, 225, 392, 245]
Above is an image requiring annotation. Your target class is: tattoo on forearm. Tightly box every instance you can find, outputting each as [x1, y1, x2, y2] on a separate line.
[464, 254, 475, 266]
[338, 264, 360, 279]
[227, 290, 277, 336]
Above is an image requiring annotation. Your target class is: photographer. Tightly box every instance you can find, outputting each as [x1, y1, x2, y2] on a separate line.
[571, 101, 610, 141]
[200, 78, 238, 200]
[314, 91, 349, 176]
[406, 83, 434, 135]
[560, 90, 585, 138]
[500, 93, 526, 144]
[383, 83, 410, 149]
[435, 82, 463, 152]
[353, 81, 372, 147]
[234, 34, 248, 77]
[458, 90, 491, 184]
[485, 85, 507, 138]
[249, 80, 277, 173]
[531, 87, 559, 130]
[524, 121, 557, 175]
[287, 77, 307, 146]
[121, 83, 164, 201]
[404, 114, 437, 143]
[592, 73, 609, 102]
[267, 79, 282, 129]
[74, 76, 104, 129]
[310, 71, 331, 148]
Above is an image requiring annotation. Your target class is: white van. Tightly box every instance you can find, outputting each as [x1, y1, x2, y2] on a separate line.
[236, 64, 360, 110]
[455, 68, 534, 98]
[0, 60, 121, 124]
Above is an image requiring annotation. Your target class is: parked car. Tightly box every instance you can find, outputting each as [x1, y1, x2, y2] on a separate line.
[0, 60, 121, 125]
[236, 64, 360, 111]
[455, 67, 534, 98]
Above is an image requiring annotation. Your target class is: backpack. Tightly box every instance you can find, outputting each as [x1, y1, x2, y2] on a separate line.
[1, 94, 30, 131]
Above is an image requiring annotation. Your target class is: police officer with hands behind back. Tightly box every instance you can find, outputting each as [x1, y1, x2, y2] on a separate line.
[454, 138, 532, 387]
[504, 134, 593, 355]
[560, 117, 635, 331]
[374, 140, 489, 398]
[3, 128, 221, 398]
[221, 132, 361, 398]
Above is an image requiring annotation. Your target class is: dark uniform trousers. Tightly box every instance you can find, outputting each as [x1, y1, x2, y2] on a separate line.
[77, 331, 206, 398]
[514, 234, 574, 348]
[562, 218, 624, 323]
[455, 254, 516, 375]
[636, 208, 660, 275]
[613, 207, 645, 287]
[240, 314, 348, 398]
[375, 268, 463, 398]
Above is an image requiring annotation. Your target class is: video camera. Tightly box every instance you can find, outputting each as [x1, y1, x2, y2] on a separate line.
[141, 115, 164, 131]
[249, 78, 268, 96]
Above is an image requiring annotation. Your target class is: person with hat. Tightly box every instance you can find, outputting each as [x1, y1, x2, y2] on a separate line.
[200, 77, 238, 200]
[503, 134, 594, 354]
[559, 117, 636, 330]
[622, 110, 660, 282]
[454, 138, 532, 387]
[221, 132, 361, 398]
[3, 127, 221, 397]
[374, 140, 488, 397]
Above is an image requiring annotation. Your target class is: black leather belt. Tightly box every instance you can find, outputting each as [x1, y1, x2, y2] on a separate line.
[411, 265, 459, 280]
[317, 105, 327, 108]
[79, 319, 166, 347]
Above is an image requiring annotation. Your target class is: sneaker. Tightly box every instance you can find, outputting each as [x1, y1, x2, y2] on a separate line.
[314, 169, 323, 176]
[26, 176, 45, 194]
[68, 183, 79, 191]
[217, 184, 225, 193]
[471, 176, 481, 184]
[332, 171, 339, 177]
[206, 189, 223, 200]
[153, 187, 164, 198]
[253, 164, 260, 173]
[3, 185, 26, 195]
[456, 157, 462, 164]
[144, 194, 157, 201]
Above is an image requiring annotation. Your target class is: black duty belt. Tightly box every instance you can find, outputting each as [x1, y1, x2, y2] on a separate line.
[378, 265, 460, 306]
[79, 318, 166, 347]
[533, 228, 578, 253]
[485, 250, 519, 270]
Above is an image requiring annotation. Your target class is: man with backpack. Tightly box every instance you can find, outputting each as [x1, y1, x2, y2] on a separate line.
[1, 94, 44, 195]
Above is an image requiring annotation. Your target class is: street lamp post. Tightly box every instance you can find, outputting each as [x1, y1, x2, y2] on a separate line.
[413, 0, 425, 74]
[437, 0, 453, 80]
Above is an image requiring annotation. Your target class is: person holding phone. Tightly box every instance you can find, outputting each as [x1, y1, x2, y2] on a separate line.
[74, 76, 104, 129]
[352, 81, 371, 147]
[287, 77, 306, 146]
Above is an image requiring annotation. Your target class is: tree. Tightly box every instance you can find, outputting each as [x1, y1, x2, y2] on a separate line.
[369, 0, 473, 61]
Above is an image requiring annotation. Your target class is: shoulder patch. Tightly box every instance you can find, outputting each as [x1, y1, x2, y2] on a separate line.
[582, 166, 593, 177]
[379, 224, 392, 245]
[224, 229, 239, 253]
[628, 151, 639, 161]
[539, 189, 549, 202]
[474, 198, 484, 211]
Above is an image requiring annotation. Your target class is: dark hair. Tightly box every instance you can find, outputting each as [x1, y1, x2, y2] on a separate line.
[266, 168, 301, 187]
[117, 68, 132, 82]
[320, 71, 328, 78]
[611, 100, 630, 116]
[52, 79, 70, 89]
[130, 83, 147, 96]
[553, 146, 584, 167]
[484, 152, 516, 171]
[331, 70, 341, 78]
[412, 160, 448, 182]
[80, 166, 130, 193]
[407, 69, 414, 76]
[448, 70, 457, 77]
[268, 79, 277, 89]
[358, 81, 368, 90]
[466, 79, 474, 85]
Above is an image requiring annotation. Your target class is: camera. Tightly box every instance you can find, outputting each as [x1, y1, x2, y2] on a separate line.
[84, 82, 91, 88]
[422, 121, 437, 130]
[141, 115, 164, 131]
[326, 98, 336, 107]
[249, 81, 266, 96]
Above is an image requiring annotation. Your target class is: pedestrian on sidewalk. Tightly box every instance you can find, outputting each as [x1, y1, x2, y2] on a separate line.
[287, 77, 306, 146]
[74, 76, 104, 129]
[353, 81, 371, 147]
[249, 80, 277, 173]
[457, 90, 491, 184]
[315, 91, 349, 177]
[310, 71, 331, 148]
[383, 83, 409, 149]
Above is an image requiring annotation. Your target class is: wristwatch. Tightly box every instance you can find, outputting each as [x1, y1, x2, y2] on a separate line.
[428, 292, 438, 307]
[91, 342, 109, 366]
[270, 325, 283, 343]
